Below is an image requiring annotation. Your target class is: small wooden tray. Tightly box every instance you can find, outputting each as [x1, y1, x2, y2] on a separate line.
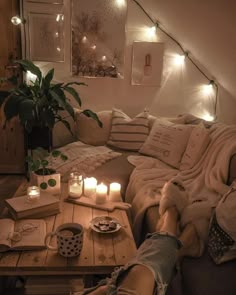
[65, 196, 131, 212]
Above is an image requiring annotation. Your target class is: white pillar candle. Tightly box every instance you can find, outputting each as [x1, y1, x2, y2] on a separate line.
[95, 183, 108, 204]
[84, 177, 97, 198]
[109, 182, 122, 202]
[27, 186, 40, 202]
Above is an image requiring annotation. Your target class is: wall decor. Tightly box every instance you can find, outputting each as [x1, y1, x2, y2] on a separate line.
[71, 0, 127, 78]
[26, 0, 63, 4]
[131, 41, 164, 86]
[28, 12, 64, 62]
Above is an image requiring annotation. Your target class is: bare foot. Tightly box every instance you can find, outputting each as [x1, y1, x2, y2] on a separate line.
[178, 223, 202, 258]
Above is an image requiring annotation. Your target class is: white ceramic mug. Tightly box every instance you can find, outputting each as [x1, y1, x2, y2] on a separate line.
[45, 223, 83, 257]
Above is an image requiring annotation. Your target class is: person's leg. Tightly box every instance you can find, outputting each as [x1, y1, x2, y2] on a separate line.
[82, 207, 180, 295]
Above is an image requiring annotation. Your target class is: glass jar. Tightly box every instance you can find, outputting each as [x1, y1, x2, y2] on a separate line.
[68, 172, 83, 198]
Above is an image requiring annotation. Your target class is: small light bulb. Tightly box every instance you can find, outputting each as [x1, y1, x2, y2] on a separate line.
[55, 32, 59, 37]
[82, 36, 87, 43]
[56, 14, 60, 22]
[202, 113, 215, 122]
[91, 44, 96, 50]
[102, 55, 107, 61]
[11, 16, 22, 25]
[145, 25, 156, 38]
[116, 0, 125, 7]
[174, 54, 185, 66]
[56, 47, 61, 52]
[203, 83, 213, 95]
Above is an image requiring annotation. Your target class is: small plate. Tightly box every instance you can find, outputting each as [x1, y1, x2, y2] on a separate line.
[90, 216, 122, 234]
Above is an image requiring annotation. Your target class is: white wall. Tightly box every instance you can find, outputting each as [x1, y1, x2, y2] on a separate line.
[24, 0, 236, 125]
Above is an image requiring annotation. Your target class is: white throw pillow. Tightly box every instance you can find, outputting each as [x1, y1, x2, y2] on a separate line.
[75, 110, 112, 146]
[180, 123, 211, 170]
[139, 119, 192, 168]
[107, 109, 149, 151]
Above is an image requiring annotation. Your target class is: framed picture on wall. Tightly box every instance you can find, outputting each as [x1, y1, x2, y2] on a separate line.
[131, 42, 164, 86]
[71, 0, 127, 78]
[26, 0, 63, 4]
[28, 12, 64, 62]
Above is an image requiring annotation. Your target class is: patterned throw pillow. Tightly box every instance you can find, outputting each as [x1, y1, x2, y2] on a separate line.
[107, 109, 149, 151]
[180, 123, 211, 170]
[139, 119, 192, 168]
[208, 214, 235, 264]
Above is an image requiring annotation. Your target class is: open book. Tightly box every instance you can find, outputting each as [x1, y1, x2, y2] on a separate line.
[0, 219, 46, 252]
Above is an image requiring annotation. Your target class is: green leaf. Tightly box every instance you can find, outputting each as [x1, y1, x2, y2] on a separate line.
[27, 159, 41, 172]
[57, 118, 73, 135]
[3, 94, 25, 121]
[40, 109, 55, 129]
[41, 159, 49, 167]
[40, 182, 48, 190]
[60, 154, 68, 161]
[44, 68, 54, 86]
[16, 59, 42, 83]
[49, 89, 75, 119]
[18, 100, 35, 124]
[81, 109, 103, 128]
[48, 179, 56, 187]
[51, 150, 61, 157]
[64, 86, 81, 106]
[64, 82, 87, 87]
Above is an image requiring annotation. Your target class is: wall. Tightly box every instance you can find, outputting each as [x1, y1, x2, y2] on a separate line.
[23, 0, 236, 125]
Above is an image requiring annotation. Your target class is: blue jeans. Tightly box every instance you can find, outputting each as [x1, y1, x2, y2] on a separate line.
[76, 232, 182, 295]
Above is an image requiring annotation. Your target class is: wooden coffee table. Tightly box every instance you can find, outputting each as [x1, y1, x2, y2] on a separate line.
[0, 181, 137, 276]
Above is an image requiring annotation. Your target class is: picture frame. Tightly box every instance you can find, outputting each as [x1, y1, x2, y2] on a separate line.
[71, 0, 127, 78]
[26, 0, 63, 4]
[131, 42, 164, 86]
[28, 12, 64, 62]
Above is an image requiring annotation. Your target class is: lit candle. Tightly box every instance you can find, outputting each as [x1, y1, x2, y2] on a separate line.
[84, 177, 97, 198]
[109, 182, 122, 202]
[68, 173, 82, 198]
[95, 183, 108, 204]
[27, 186, 40, 202]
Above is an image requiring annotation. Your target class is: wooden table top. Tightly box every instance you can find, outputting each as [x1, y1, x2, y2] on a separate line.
[0, 181, 137, 276]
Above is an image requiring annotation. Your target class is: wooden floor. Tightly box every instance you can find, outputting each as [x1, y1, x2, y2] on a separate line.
[0, 174, 25, 215]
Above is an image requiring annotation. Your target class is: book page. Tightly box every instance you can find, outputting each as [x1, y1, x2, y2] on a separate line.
[12, 219, 46, 250]
[0, 219, 15, 252]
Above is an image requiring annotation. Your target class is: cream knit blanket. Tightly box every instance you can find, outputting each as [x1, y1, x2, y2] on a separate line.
[125, 123, 236, 244]
[49, 141, 121, 177]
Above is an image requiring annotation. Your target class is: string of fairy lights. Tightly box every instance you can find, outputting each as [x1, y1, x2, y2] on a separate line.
[131, 0, 218, 121]
[11, 0, 218, 121]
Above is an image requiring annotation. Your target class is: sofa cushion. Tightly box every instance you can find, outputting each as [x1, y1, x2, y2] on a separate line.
[180, 123, 211, 170]
[139, 119, 192, 168]
[75, 110, 112, 146]
[107, 109, 149, 151]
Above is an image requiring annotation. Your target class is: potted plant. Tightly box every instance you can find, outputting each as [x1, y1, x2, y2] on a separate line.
[26, 147, 68, 194]
[0, 59, 102, 150]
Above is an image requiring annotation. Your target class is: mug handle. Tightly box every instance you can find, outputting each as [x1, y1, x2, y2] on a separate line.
[44, 231, 58, 251]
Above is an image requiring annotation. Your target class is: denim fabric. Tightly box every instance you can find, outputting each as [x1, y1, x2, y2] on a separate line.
[75, 232, 181, 295]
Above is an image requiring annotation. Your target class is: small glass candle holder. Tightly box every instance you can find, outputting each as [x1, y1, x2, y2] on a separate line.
[27, 186, 40, 203]
[68, 172, 83, 199]
[84, 177, 97, 198]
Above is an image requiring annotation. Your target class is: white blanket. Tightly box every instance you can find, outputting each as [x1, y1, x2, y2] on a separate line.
[125, 123, 236, 244]
[49, 141, 122, 177]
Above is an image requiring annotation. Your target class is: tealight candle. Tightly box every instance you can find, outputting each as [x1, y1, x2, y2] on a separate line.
[95, 183, 108, 204]
[68, 173, 83, 199]
[109, 182, 122, 202]
[27, 186, 40, 202]
[84, 177, 97, 198]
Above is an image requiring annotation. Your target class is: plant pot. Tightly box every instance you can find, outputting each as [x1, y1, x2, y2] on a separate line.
[26, 126, 53, 150]
[30, 171, 61, 195]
